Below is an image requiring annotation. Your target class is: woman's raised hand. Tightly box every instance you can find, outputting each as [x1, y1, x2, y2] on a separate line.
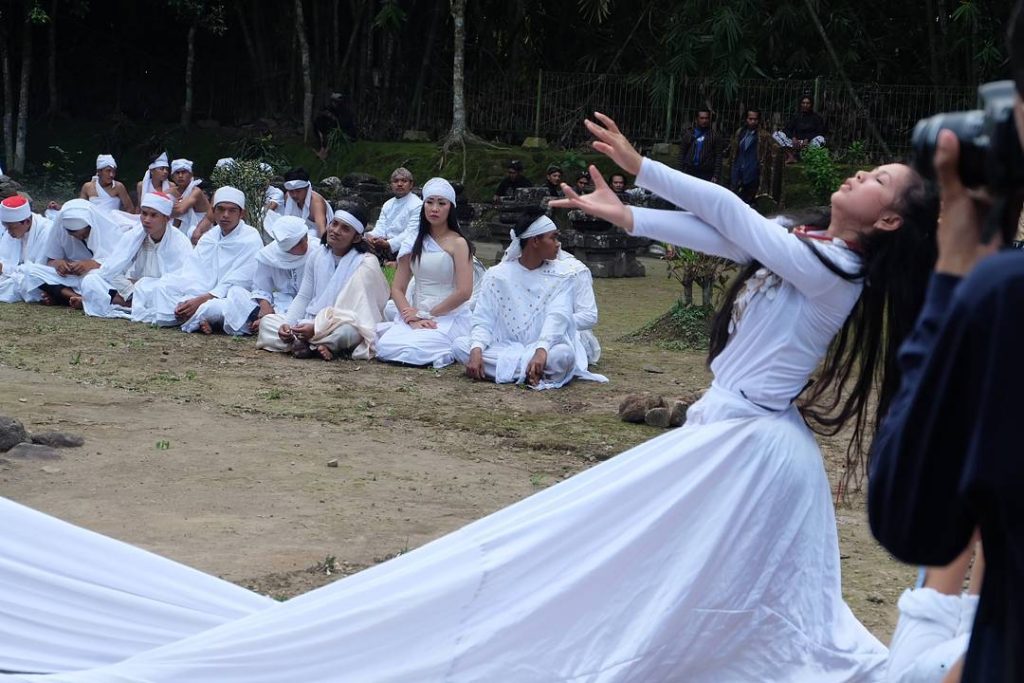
[586, 112, 642, 176]
[549, 165, 635, 233]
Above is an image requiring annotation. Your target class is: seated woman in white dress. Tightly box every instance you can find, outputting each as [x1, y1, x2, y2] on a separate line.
[375, 177, 474, 368]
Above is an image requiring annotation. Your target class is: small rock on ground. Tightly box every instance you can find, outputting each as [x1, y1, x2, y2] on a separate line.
[31, 431, 85, 448]
[0, 416, 28, 452]
[5, 442, 62, 460]
[644, 407, 672, 428]
[618, 394, 665, 423]
[669, 401, 689, 428]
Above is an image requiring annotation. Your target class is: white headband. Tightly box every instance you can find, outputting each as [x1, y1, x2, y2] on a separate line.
[148, 152, 169, 170]
[284, 179, 311, 191]
[171, 158, 193, 174]
[141, 192, 174, 217]
[421, 177, 456, 206]
[96, 154, 117, 171]
[333, 209, 365, 234]
[212, 186, 246, 210]
[503, 215, 557, 262]
[265, 186, 284, 204]
[270, 215, 309, 251]
[0, 196, 31, 223]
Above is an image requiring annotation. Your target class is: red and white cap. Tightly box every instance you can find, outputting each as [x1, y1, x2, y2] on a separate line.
[0, 195, 31, 223]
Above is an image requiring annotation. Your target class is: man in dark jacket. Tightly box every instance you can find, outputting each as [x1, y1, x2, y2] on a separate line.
[772, 95, 828, 164]
[727, 109, 775, 207]
[492, 160, 532, 202]
[677, 109, 723, 183]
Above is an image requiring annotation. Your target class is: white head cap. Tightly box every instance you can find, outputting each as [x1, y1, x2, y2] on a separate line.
[96, 154, 117, 171]
[421, 177, 456, 207]
[148, 152, 170, 170]
[270, 215, 308, 252]
[212, 186, 246, 210]
[171, 158, 193, 174]
[0, 195, 31, 223]
[58, 199, 96, 231]
[141, 191, 174, 217]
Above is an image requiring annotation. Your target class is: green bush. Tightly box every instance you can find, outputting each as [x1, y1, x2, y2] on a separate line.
[801, 146, 843, 204]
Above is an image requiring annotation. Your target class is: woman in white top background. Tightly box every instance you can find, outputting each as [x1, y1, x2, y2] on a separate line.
[375, 177, 474, 368]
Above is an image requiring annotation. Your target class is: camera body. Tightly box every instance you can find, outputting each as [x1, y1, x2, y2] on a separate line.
[911, 80, 1024, 194]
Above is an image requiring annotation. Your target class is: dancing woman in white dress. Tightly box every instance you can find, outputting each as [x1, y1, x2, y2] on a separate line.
[0, 116, 941, 682]
[375, 177, 475, 368]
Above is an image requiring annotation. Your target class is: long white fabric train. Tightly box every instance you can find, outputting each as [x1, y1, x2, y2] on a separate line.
[0, 498, 273, 675]
[1, 387, 886, 682]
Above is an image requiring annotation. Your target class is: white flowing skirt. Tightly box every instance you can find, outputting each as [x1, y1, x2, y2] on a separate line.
[2, 386, 886, 682]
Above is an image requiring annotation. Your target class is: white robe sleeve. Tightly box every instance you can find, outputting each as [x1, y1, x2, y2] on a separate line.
[635, 158, 851, 297]
[535, 278, 574, 352]
[250, 262, 275, 303]
[570, 269, 598, 331]
[469, 274, 497, 351]
[631, 207, 751, 263]
[285, 253, 317, 325]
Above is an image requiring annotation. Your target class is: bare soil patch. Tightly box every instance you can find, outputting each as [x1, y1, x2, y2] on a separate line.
[0, 255, 914, 639]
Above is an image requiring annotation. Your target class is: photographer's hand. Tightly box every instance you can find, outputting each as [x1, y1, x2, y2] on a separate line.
[934, 129, 1002, 276]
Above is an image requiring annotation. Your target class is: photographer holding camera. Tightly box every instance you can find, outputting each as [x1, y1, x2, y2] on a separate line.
[869, 5, 1024, 681]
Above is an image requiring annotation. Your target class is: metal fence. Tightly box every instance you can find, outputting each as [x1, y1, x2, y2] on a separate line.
[454, 71, 978, 160]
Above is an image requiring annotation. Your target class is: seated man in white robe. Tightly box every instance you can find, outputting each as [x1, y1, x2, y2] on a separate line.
[282, 166, 333, 239]
[17, 199, 125, 308]
[454, 213, 608, 389]
[190, 215, 311, 336]
[135, 152, 178, 207]
[80, 192, 193, 319]
[257, 208, 389, 361]
[130, 187, 263, 328]
[169, 158, 211, 239]
[79, 154, 134, 213]
[364, 167, 422, 261]
[0, 196, 54, 302]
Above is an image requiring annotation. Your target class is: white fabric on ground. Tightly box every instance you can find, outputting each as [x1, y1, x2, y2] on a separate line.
[81, 221, 193, 318]
[0, 497, 273, 675]
[130, 221, 262, 327]
[375, 234, 471, 367]
[0, 214, 54, 302]
[366, 192, 422, 252]
[886, 588, 975, 683]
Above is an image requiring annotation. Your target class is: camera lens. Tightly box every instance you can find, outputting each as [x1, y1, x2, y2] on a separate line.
[911, 111, 987, 187]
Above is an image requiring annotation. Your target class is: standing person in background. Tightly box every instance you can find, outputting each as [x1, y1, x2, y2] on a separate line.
[678, 109, 723, 183]
[727, 109, 775, 208]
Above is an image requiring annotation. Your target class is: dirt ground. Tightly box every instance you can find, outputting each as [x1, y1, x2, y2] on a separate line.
[0, 252, 915, 641]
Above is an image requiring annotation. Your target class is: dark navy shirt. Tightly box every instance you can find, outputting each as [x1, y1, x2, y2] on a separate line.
[870, 252, 1024, 682]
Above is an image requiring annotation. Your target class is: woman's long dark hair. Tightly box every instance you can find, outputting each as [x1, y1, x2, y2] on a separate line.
[708, 174, 939, 485]
[410, 199, 475, 263]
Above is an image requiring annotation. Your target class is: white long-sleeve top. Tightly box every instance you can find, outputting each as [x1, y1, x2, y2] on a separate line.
[0, 214, 53, 272]
[631, 158, 863, 410]
[554, 251, 598, 331]
[469, 259, 575, 354]
[366, 193, 423, 252]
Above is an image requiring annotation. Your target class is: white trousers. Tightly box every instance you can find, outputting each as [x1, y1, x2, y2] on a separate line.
[452, 336, 576, 387]
[256, 313, 362, 355]
[772, 131, 826, 148]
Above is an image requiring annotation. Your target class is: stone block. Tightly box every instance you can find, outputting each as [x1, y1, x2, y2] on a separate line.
[0, 416, 28, 452]
[521, 137, 549, 149]
[644, 407, 672, 428]
[618, 394, 665, 423]
[402, 130, 431, 142]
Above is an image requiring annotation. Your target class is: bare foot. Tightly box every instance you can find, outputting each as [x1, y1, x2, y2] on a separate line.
[111, 293, 128, 307]
[39, 292, 54, 306]
[291, 345, 315, 360]
[316, 345, 334, 361]
[68, 295, 83, 310]
[199, 320, 214, 335]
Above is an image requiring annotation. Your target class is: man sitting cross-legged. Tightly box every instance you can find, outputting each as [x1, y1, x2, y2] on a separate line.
[130, 187, 263, 328]
[257, 208, 389, 361]
[17, 199, 127, 308]
[454, 212, 607, 389]
[188, 215, 312, 336]
[0, 196, 55, 302]
[80, 192, 193, 319]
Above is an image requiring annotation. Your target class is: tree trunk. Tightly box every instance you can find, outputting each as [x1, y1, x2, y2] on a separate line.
[14, 21, 32, 174]
[46, 0, 58, 116]
[235, 1, 274, 114]
[410, 1, 442, 130]
[700, 278, 713, 307]
[181, 22, 197, 126]
[448, 0, 467, 138]
[924, 0, 941, 87]
[338, 0, 366, 89]
[294, 0, 313, 143]
[681, 280, 693, 307]
[331, 0, 339, 85]
[1, 36, 13, 173]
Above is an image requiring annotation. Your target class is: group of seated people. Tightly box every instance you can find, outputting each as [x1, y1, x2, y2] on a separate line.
[0, 156, 606, 389]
